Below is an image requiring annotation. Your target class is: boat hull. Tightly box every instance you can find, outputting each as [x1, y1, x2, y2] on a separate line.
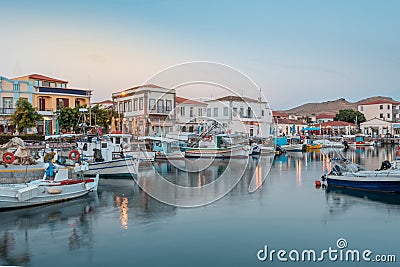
[327, 174, 400, 192]
[85, 158, 138, 179]
[0, 177, 98, 210]
[185, 146, 248, 159]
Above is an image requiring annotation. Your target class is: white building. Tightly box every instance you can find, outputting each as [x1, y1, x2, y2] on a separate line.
[316, 113, 335, 123]
[276, 118, 308, 136]
[360, 118, 393, 137]
[175, 96, 207, 133]
[112, 84, 175, 136]
[205, 96, 273, 137]
[358, 99, 400, 122]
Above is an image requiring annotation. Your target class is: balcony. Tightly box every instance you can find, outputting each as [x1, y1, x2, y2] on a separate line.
[38, 87, 90, 96]
[0, 108, 16, 115]
[38, 110, 54, 116]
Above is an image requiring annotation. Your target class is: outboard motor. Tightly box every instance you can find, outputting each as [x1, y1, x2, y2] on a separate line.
[378, 160, 391, 171]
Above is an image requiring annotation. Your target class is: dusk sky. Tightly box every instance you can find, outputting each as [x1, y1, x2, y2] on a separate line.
[1, 0, 399, 110]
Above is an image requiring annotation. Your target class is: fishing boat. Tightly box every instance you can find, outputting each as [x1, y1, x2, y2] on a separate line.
[185, 134, 248, 159]
[313, 139, 345, 148]
[345, 134, 375, 146]
[0, 163, 99, 210]
[321, 155, 400, 193]
[139, 136, 184, 160]
[281, 137, 304, 152]
[303, 139, 322, 150]
[75, 133, 140, 179]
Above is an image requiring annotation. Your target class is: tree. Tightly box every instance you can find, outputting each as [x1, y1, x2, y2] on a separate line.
[57, 106, 80, 132]
[90, 105, 121, 131]
[334, 109, 366, 124]
[11, 99, 43, 133]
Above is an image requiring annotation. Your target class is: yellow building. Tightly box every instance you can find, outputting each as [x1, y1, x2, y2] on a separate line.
[13, 74, 91, 135]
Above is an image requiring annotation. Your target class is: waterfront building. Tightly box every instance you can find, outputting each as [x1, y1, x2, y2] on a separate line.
[13, 74, 91, 135]
[358, 99, 400, 122]
[0, 76, 34, 133]
[320, 121, 355, 136]
[316, 113, 335, 123]
[112, 84, 175, 136]
[360, 118, 393, 137]
[275, 118, 307, 136]
[204, 96, 273, 137]
[175, 96, 207, 133]
[92, 99, 113, 109]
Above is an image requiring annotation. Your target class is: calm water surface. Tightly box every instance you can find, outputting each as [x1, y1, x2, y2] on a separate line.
[1, 146, 400, 266]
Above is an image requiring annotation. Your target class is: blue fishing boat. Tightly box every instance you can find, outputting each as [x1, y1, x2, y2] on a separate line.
[322, 157, 400, 193]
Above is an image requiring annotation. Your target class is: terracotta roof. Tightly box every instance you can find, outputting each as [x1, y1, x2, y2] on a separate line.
[175, 96, 206, 106]
[358, 99, 400, 105]
[93, 99, 113, 105]
[14, 74, 68, 83]
[277, 118, 307, 125]
[207, 95, 266, 103]
[320, 121, 355, 127]
[272, 111, 289, 117]
[316, 113, 335, 119]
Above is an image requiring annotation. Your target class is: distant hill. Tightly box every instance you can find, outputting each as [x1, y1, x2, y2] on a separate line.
[279, 96, 396, 116]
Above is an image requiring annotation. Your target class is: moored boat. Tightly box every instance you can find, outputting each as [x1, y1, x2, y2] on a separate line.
[0, 163, 99, 210]
[321, 157, 400, 193]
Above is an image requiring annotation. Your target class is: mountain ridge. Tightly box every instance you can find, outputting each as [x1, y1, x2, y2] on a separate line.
[278, 96, 396, 116]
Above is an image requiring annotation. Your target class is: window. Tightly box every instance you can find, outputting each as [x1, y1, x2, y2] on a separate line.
[39, 97, 46, 111]
[223, 107, 228, 117]
[190, 107, 194, 117]
[388, 105, 390, 109]
[119, 102, 123, 112]
[198, 108, 202, 117]
[50, 82, 56, 87]
[261, 110, 265, 116]
[388, 113, 391, 119]
[380, 113, 384, 119]
[3, 98, 13, 114]
[156, 99, 164, 113]
[360, 106, 363, 111]
[247, 107, 252, 118]
[34, 80, 39, 86]
[213, 107, 218, 117]
[38, 80, 43, 86]
[207, 108, 211, 117]
[43, 81, 50, 87]
[75, 99, 80, 107]
[239, 108, 244, 118]
[380, 105, 383, 110]
[149, 99, 156, 111]
[139, 98, 143, 110]
[133, 99, 138, 111]
[13, 83, 20, 92]
[124, 101, 129, 112]
[180, 106, 185, 116]
[233, 107, 237, 115]
[56, 98, 69, 108]
[166, 100, 172, 112]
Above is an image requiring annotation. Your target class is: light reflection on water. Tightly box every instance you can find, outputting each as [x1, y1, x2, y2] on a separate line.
[1, 146, 400, 267]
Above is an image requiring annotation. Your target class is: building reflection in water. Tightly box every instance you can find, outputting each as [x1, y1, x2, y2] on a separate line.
[115, 196, 129, 230]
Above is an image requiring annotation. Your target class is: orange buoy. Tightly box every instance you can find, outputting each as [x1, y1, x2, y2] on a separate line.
[315, 180, 321, 188]
[69, 150, 80, 161]
[3, 152, 15, 164]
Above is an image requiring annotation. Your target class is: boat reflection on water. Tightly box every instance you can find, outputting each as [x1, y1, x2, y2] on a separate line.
[0, 194, 99, 266]
[325, 187, 400, 216]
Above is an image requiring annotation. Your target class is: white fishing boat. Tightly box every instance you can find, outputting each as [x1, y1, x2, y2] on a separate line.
[185, 134, 248, 158]
[313, 139, 345, 148]
[74, 133, 142, 179]
[139, 136, 184, 160]
[0, 163, 99, 210]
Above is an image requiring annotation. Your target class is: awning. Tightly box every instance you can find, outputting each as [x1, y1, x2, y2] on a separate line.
[393, 124, 400, 129]
[303, 127, 321, 131]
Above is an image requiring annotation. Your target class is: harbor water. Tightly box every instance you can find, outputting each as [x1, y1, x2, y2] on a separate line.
[1, 146, 400, 266]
